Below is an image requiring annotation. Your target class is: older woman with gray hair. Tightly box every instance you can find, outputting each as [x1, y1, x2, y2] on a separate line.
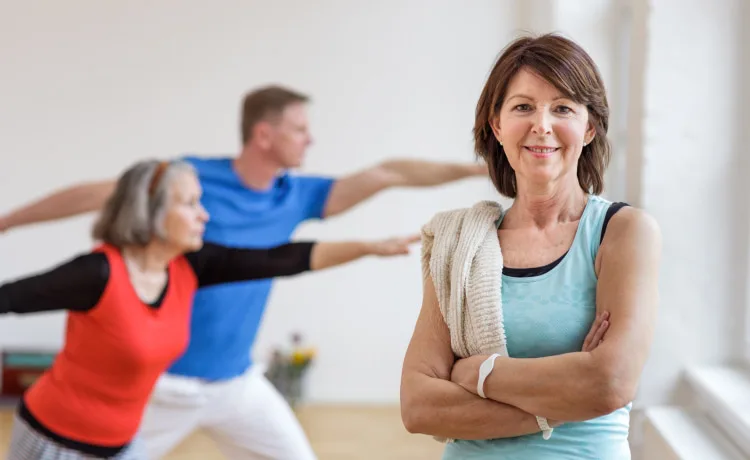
[0, 159, 418, 460]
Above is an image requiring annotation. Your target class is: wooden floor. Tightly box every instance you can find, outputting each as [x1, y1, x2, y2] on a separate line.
[0, 405, 445, 459]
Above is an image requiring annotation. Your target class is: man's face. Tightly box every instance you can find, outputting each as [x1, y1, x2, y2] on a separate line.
[266, 102, 313, 168]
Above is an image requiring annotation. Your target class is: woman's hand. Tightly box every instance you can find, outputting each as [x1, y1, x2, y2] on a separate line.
[449, 311, 611, 395]
[449, 311, 611, 429]
[366, 234, 421, 256]
[582, 311, 610, 352]
[449, 355, 487, 395]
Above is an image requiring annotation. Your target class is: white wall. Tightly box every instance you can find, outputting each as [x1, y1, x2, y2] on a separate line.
[637, 0, 746, 409]
[742, 0, 750, 365]
[0, 1, 510, 402]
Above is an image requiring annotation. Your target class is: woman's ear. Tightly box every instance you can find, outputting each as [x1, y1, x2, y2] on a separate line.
[490, 115, 503, 145]
[584, 121, 596, 146]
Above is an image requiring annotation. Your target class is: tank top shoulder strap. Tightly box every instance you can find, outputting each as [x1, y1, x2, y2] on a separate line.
[580, 195, 630, 262]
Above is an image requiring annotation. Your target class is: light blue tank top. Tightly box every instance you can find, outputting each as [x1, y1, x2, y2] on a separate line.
[442, 194, 632, 460]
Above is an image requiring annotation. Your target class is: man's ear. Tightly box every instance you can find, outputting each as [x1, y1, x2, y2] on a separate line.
[253, 121, 274, 149]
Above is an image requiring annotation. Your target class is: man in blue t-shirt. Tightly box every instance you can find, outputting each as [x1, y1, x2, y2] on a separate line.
[0, 85, 486, 459]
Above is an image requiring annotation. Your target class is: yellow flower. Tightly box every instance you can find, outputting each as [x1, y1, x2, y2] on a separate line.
[290, 347, 316, 366]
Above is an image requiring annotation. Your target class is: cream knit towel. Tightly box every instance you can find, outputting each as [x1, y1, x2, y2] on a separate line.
[420, 200, 507, 443]
[421, 200, 508, 357]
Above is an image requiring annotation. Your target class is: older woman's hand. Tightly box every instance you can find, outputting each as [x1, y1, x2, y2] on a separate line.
[450, 311, 611, 395]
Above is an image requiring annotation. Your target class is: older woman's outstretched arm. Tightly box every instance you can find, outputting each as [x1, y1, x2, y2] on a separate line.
[450, 208, 661, 422]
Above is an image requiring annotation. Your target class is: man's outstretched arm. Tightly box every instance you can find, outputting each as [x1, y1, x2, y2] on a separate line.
[323, 159, 487, 218]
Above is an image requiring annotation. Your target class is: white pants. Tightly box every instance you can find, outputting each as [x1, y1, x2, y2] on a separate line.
[139, 367, 317, 460]
[8, 413, 146, 459]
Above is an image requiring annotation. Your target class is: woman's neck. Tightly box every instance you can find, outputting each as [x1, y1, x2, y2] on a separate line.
[122, 243, 173, 273]
[504, 182, 588, 230]
[122, 242, 176, 303]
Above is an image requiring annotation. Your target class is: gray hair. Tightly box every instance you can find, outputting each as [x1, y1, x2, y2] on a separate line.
[92, 159, 196, 247]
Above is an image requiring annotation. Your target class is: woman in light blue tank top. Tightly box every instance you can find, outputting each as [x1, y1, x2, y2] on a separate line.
[441, 196, 633, 459]
[401, 34, 661, 460]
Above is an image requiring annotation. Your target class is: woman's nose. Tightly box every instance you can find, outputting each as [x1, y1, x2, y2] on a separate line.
[531, 110, 553, 135]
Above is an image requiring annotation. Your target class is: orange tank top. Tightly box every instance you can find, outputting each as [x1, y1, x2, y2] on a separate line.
[23, 243, 196, 446]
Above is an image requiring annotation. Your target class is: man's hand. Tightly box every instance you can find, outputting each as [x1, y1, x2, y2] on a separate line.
[469, 162, 489, 176]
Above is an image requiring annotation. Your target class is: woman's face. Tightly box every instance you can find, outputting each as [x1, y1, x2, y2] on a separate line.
[160, 171, 209, 252]
[491, 67, 595, 191]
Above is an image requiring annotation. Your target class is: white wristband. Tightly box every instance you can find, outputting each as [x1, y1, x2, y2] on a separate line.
[476, 353, 500, 398]
[535, 416, 553, 440]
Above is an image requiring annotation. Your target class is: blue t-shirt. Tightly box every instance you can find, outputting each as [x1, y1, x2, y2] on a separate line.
[166, 156, 335, 380]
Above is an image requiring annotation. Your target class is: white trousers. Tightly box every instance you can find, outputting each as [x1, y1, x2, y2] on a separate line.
[8, 413, 146, 460]
[139, 367, 317, 460]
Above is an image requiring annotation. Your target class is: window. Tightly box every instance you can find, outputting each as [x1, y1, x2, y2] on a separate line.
[686, 2, 750, 457]
[619, 0, 647, 208]
[604, 0, 634, 203]
[745, 0, 750, 368]
[746, 224, 750, 363]
[685, 367, 750, 456]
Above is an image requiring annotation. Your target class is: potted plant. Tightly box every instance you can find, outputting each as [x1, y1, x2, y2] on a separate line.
[264, 332, 316, 408]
